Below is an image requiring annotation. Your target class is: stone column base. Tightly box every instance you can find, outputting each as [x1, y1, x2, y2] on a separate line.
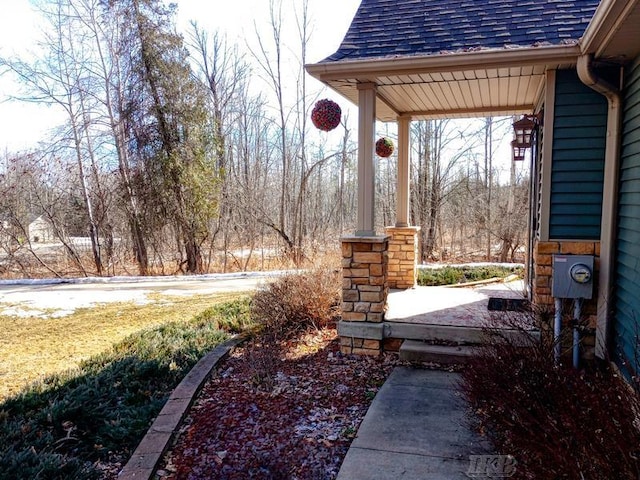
[340, 235, 389, 355]
[385, 226, 420, 289]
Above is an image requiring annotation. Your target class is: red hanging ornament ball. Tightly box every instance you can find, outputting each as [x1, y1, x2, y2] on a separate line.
[376, 137, 394, 157]
[311, 99, 342, 131]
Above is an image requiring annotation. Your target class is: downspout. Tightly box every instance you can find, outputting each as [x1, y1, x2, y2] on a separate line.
[576, 54, 622, 360]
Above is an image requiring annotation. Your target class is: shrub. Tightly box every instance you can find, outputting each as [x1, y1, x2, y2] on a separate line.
[417, 265, 523, 286]
[251, 266, 341, 341]
[248, 266, 341, 389]
[461, 316, 640, 480]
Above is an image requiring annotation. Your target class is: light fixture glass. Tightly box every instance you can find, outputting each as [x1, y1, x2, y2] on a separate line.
[512, 116, 536, 148]
[511, 140, 526, 161]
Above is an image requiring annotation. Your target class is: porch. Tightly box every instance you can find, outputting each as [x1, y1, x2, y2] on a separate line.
[387, 280, 526, 327]
[339, 276, 534, 358]
[307, 0, 611, 359]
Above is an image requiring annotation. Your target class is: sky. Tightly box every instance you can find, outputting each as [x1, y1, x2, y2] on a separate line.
[0, 0, 519, 180]
[0, 1, 53, 151]
[0, 0, 360, 152]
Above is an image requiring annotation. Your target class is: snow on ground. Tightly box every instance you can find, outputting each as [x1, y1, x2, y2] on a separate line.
[0, 289, 154, 318]
[0, 264, 523, 319]
[0, 270, 290, 286]
[0, 271, 288, 318]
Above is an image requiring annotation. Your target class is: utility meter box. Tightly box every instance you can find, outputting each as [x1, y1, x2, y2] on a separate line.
[552, 255, 594, 299]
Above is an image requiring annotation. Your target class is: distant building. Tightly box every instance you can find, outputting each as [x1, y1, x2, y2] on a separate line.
[28, 216, 54, 243]
[0, 219, 11, 244]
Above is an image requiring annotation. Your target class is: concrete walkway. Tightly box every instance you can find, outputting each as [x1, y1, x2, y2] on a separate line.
[337, 367, 492, 480]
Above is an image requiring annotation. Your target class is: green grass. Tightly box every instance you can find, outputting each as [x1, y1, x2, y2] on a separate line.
[417, 265, 523, 286]
[0, 296, 253, 480]
[0, 292, 250, 400]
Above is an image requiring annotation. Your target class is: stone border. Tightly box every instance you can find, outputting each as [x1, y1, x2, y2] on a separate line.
[118, 337, 244, 479]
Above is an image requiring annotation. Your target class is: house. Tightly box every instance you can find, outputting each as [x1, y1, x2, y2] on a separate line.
[28, 215, 54, 244]
[306, 0, 640, 381]
[0, 218, 13, 244]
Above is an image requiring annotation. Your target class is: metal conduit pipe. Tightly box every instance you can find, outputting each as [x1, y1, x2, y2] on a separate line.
[554, 298, 562, 365]
[573, 299, 582, 369]
[576, 54, 622, 359]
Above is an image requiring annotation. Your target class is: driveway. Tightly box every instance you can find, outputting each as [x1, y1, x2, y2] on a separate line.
[0, 272, 283, 318]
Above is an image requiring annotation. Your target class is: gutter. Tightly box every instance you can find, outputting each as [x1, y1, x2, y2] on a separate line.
[581, 0, 640, 59]
[576, 54, 622, 360]
[306, 44, 582, 81]
[581, 0, 616, 54]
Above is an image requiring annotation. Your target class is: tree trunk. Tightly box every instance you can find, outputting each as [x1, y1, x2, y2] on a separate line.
[484, 118, 493, 261]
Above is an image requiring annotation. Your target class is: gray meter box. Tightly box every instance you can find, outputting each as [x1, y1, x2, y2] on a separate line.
[552, 255, 594, 299]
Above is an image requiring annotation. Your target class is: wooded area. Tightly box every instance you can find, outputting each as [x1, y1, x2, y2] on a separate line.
[0, 0, 529, 278]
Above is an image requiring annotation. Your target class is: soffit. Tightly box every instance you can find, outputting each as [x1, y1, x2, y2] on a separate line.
[581, 0, 640, 63]
[328, 67, 541, 121]
[314, 58, 575, 122]
[594, 7, 640, 61]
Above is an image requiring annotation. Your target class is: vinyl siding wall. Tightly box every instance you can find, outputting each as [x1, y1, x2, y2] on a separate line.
[549, 69, 607, 240]
[614, 56, 640, 379]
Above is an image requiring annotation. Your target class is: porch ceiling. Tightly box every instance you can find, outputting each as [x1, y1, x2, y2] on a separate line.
[308, 47, 579, 122]
[306, 0, 597, 122]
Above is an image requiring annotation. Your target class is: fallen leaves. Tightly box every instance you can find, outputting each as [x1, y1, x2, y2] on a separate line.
[158, 327, 396, 479]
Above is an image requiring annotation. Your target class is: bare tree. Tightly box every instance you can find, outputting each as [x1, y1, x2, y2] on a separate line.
[250, 0, 292, 251]
[484, 117, 494, 260]
[3, 0, 110, 275]
[187, 23, 252, 271]
[411, 120, 479, 261]
[76, 0, 150, 274]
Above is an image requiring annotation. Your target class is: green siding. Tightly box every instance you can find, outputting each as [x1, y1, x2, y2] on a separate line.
[615, 56, 640, 379]
[550, 69, 607, 240]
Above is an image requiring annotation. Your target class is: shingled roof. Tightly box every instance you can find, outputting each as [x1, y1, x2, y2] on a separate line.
[324, 0, 600, 63]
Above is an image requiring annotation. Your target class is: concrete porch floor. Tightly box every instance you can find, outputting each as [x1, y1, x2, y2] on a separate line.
[386, 280, 528, 328]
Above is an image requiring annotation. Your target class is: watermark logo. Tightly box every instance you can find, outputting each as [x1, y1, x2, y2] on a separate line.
[467, 455, 517, 478]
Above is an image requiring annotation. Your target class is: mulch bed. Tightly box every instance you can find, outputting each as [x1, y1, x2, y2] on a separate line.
[156, 328, 397, 480]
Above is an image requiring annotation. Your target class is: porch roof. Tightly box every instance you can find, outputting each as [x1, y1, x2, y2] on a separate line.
[306, 0, 600, 121]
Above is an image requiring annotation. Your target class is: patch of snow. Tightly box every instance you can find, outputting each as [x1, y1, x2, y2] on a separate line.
[0, 271, 280, 318]
[0, 269, 293, 287]
[0, 288, 156, 318]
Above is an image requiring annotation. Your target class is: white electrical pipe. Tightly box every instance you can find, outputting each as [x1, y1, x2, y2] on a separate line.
[554, 298, 562, 365]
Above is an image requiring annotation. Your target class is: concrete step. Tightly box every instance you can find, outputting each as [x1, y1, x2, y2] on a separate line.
[383, 322, 539, 346]
[399, 340, 479, 365]
[386, 323, 485, 344]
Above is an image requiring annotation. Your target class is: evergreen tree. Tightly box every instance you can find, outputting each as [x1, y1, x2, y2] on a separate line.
[117, 0, 218, 273]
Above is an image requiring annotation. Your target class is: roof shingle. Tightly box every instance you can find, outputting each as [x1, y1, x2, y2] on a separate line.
[323, 0, 600, 62]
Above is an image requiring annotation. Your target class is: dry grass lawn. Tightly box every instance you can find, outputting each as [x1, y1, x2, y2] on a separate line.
[0, 292, 245, 400]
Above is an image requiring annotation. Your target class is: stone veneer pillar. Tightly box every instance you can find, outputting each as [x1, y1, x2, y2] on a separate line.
[532, 240, 600, 359]
[340, 235, 389, 355]
[385, 226, 420, 289]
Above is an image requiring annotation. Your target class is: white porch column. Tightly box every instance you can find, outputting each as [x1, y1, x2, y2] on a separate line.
[396, 114, 411, 227]
[356, 83, 377, 236]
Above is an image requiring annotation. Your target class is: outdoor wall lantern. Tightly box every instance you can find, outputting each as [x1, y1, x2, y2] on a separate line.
[511, 140, 527, 162]
[511, 113, 541, 161]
